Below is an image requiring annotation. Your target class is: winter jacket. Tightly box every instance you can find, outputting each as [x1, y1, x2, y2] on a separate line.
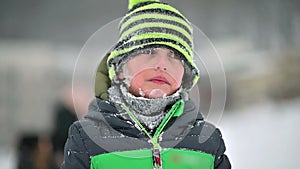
[61, 54, 230, 169]
[60, 97, 231, 169]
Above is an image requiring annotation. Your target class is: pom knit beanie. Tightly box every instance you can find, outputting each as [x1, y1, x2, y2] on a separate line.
[106, 0, 199, 90]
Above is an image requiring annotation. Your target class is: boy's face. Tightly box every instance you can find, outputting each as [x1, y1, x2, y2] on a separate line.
[119, 48, 184, 98]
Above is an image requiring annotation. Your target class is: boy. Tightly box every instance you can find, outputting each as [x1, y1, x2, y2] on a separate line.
[61, 0, 231, 168]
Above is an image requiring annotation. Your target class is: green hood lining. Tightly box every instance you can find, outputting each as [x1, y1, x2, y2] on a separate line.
[95, 53, 110, 100]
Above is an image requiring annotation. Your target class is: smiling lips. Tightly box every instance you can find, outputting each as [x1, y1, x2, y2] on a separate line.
[149, 76, 170, 85]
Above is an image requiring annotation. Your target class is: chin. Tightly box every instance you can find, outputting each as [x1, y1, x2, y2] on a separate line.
[144, 88, 170, 98]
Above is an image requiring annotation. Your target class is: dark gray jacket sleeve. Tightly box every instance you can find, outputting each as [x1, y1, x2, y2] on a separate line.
[60, 122, 90, 169]
[214, 128, 231, 169]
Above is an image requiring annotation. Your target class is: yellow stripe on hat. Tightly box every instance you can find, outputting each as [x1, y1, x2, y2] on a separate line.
[127, 32, 192, 55]
[128, 0, 160, 10]
[122, 3, 186, 24]
[120, 13, 192, 34]
[120, 22, 192, 44]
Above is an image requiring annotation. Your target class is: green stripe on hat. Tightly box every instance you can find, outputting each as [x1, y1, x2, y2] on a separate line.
[109, 41, 189, 62]
[127, 3, 183, 17]
[120, 13, 192, 33]
[120, 17, 192, 36]
[120, 22, 192, 43]
[121, 3, 186, 24]
[121, 27, 192, 49]
[128, 32, 192, 54]
[128, 0, 160, 10]
[108, 40, 196, 73]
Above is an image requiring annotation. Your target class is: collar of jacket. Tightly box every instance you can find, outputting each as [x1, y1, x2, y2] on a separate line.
[85, 98, 203, 142]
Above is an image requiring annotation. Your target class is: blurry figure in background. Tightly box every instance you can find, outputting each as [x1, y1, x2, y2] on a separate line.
[61, 0, 230, 169]
[51, 85, 90, 168]
[17, 133, 56, 169]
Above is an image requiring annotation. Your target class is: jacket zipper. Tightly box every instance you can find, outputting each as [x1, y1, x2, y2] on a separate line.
[121, 100, 184, 169]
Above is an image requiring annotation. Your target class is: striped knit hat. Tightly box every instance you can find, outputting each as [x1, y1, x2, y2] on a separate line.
[107, 0, 199, 90]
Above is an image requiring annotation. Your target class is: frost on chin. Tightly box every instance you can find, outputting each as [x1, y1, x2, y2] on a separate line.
[138, 88, 146, 97]
[148, 89, 167, 98]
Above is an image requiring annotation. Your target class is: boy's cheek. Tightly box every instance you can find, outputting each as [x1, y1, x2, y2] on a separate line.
[129, 76, 144, 90]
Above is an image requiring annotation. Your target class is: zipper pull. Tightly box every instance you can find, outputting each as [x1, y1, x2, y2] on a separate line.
[152, 138, 162, 169]
[152, 146, 162, 169]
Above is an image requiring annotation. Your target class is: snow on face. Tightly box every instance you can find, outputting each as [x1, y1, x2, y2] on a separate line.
[119, 48, 184, 98]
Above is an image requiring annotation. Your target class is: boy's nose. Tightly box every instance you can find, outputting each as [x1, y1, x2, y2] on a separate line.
[154, 55, 169, 71]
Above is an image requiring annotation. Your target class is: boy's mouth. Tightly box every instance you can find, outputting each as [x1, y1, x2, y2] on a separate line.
[149, 76, 170, 85]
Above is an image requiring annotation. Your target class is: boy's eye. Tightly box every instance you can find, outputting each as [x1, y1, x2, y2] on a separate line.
[137, 48, 182, 61]
[168, 50, 181, 60]
[169, 51, 182, 60]
[168, 50, 174, 57]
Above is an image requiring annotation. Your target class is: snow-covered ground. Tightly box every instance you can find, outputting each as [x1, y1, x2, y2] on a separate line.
[221, 98, 300, 169]
[0, 98, 299, 169]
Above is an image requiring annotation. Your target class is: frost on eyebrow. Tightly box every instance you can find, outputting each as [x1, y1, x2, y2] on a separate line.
[136, 47, 155, 55]
[134, 47, 181, 58]
[120, 64, 133, 87]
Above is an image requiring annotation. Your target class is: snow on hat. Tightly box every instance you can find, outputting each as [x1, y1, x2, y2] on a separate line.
[107, 0, 199, 90]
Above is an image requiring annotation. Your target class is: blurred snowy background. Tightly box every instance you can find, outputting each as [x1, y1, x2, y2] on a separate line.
[1, 0, 300, 169]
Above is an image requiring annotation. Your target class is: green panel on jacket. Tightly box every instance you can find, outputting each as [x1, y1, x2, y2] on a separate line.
[90, 148, 214, 169]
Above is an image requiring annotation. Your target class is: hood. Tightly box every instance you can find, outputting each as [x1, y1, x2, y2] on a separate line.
[94, 53, 111, 100]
